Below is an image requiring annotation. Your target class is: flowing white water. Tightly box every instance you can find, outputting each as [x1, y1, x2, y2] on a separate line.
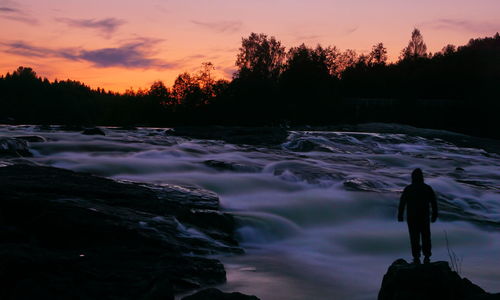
[1, 125, 499, 299]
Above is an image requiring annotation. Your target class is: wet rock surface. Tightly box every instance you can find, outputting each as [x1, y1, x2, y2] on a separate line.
[378, 259, 500, 300]
[182, 288, 260, 300]
[271, 161, 344, 184]
[282, 137, 332, 152]
[0, 137, 32, 157]
[13, 135, 47, 143]
[167, 126, 288, 146]
[203, 160, 261, 173]
[343, 177, 386, 192]
[0, 164, 242, 300]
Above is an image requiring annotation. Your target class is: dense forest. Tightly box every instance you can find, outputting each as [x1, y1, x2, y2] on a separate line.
[1, 29, 499, 138]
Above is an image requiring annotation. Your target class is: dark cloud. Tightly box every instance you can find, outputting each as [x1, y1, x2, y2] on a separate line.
[343, 26, 358, 35]
[0, 14, 37, 24]
[422, 19, 500, 34]
[178, 54, 206, 62]
[79, 39, 176, 68]
[168, 54, 209, 72]
[0, 6, 17, 12]
[191, 20, 243, 33]
[2, 41, 46, 56]
[56, 17, 126, 38]
[0, 1, 38, 25]
[1, 39, 177, 69]
[209, 47, 239, 54]
[1, 41, 76, 59]
[293, 34, 322, 42]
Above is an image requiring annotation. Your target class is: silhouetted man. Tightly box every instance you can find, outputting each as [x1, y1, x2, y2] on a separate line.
[398, 168, 438, 264]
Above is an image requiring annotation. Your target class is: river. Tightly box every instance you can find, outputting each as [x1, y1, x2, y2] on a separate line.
[1, 124, 499, 299]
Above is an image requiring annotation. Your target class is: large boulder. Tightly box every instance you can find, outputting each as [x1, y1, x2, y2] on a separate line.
[378, 259, 500, 300]
[182, 288, 260, 300]
[0, 164, 242, 300]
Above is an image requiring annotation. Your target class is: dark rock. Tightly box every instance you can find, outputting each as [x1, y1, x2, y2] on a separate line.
[455, 167, 465, 172]
[0, 137, 32, 157]
[182, 288, 260, 300]
[283, 138, 331, 152]
[35, 124, 53, 131]
[82, 127, 106, 135]
[142, 184, 241, 248]
[0, 164, 242, 300]
[343, 177, 386, 192]
[179, 210, 241, 247]
[378, 259, 500, 300]
[167, 126, 288, 146]
[143, 277, 174, 300]
[204, 160, 238, 171]
[272, 161, 344, 184]
[60, 124, 85, 131]
[14, 135, 47, 143]
[203, 160, 261, 173]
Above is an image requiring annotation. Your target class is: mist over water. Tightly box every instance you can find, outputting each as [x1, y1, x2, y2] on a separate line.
[1, 125, 499, 299]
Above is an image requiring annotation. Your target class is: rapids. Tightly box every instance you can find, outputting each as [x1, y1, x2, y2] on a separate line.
[1, 125, 499, 299]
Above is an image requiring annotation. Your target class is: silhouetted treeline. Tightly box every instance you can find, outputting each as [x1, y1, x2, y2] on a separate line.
[1, 30, 499, 138]
[340, 30, 500, 137]
[0, 67, 168, 126]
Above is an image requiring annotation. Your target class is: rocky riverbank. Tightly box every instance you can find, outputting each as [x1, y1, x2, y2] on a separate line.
[379, 259, 500, 300]
[0, 164, 258, 299]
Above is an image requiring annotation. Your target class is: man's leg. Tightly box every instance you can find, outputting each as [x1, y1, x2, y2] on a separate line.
[421, 221, 432, 261]
[408, 221, 421, 261]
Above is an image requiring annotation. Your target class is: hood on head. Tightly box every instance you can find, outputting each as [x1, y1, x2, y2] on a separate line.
[412, 168, 424, 184]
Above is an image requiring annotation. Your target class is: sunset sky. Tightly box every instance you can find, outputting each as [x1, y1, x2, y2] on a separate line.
[1, 0, 499, 92]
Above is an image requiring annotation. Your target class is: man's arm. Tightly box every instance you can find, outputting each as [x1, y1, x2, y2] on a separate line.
[398, 188, 407, 222]
[429, 186, 438, 222]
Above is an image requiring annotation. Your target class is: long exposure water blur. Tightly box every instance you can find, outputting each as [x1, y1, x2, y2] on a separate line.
[1, 125, 499, 300]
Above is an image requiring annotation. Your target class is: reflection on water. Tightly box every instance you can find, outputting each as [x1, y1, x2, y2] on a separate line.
[1, 125, 499, 299]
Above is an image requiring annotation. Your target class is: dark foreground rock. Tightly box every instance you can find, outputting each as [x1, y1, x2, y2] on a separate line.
[167, 126, 288, 146]
[0, 164, 242, 300]
[378, 259, 500, 300]
[182, 288, 260, 300]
